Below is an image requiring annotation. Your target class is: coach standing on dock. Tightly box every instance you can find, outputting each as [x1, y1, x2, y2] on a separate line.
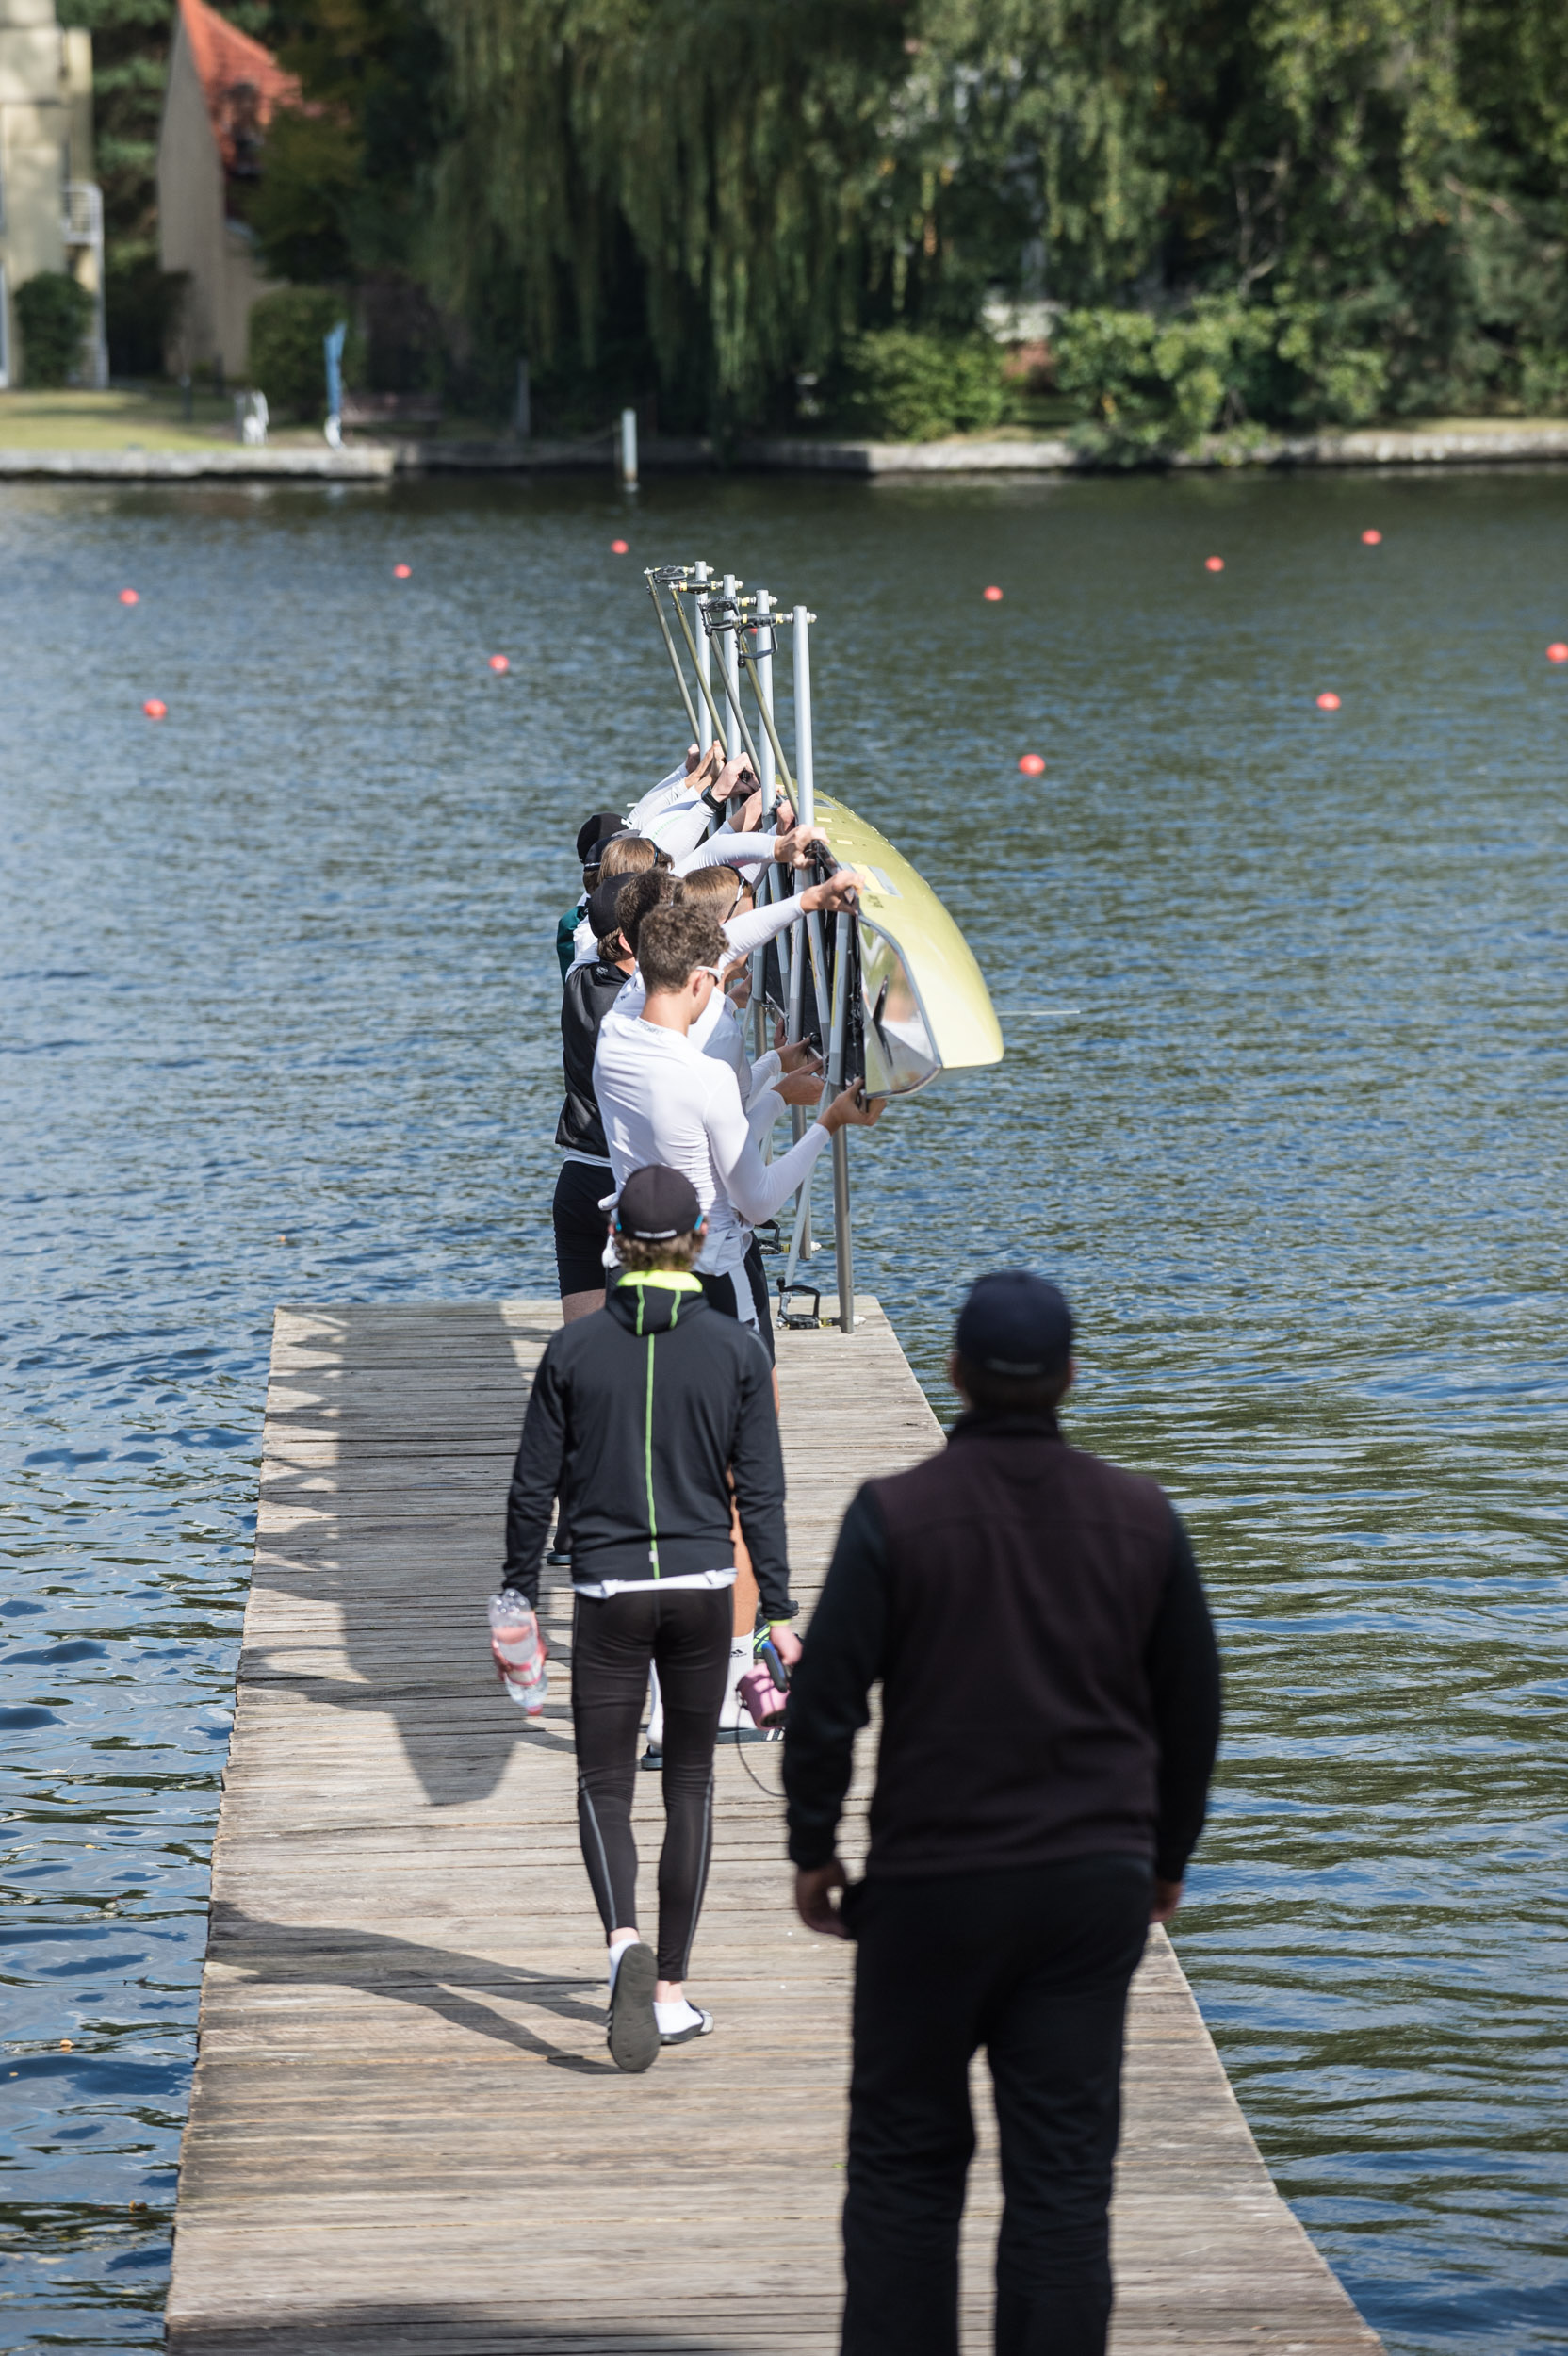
[782, 1271, 1222, 2356]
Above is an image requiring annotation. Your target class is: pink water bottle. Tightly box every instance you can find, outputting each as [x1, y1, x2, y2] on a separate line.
[488, 1590, 548, 1715]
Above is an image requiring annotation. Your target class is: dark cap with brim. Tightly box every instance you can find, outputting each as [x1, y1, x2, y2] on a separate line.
[577, 810, 627, 863]
[956, 1269, 1073, 1377]
[587, 876, 629, 941]
[616, 1164, 702, 1241]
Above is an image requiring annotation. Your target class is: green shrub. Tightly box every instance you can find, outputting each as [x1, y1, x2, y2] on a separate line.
[836, 330, 1005, 441]
[15, 271, 95, 388]
[247, 287, 360, 421]
[1054, 294, 1398, 455]
[1270, 303, 1389, 428]
[1518, 347, 1568, 416]
[1054, 299, 1275, 461]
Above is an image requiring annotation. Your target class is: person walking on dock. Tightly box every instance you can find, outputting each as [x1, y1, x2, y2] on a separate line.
[500, 1162, 803, 2072]
[783, 1270, 1222, 2356]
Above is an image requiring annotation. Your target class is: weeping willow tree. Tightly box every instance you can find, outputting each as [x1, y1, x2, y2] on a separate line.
[420, 0, 1568, 426]
[430, 0, 911, 419]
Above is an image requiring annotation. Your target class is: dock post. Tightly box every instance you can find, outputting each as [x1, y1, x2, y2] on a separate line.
[750, 588, 777, 1055]
[792, 604, 814, 826]
[827, 909, 855, 1332]
[787, 601, 818, 1260]
[619, 405, 639, 487]
[514, 358, 531, 441]
[694, 562, 713, 753]
[722, 573, 743, 764]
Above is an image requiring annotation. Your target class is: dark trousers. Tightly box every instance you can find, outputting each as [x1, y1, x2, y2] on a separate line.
[571, 1585, 731, 1980]
[841, 1856, 1152, 2356]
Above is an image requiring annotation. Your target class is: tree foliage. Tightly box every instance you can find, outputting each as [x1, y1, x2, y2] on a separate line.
[74, 0, 1568, 427]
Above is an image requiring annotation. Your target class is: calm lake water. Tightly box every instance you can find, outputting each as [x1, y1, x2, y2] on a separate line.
[2, 465, 1565, 2352]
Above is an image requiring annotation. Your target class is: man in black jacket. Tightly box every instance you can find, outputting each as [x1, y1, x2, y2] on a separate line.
[504, 1163, 802, 2072]
[783, 1270, 1221, 2356]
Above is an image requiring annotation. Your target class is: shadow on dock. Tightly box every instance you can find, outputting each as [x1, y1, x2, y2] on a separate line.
[210, 1901, 615, 2075]
[249, 1300, 566, 1805]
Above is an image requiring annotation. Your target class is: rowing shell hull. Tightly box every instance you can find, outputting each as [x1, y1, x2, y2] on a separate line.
[814, 794, 1004, 1096]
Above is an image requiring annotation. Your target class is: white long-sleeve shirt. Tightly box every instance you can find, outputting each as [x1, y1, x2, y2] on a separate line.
[673, 830, 776, 877]
[623, 763, 690, 834]
[594, 1008, 829, 1281]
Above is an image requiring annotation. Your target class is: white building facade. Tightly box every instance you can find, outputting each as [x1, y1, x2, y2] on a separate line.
[0, 0, 102, 387]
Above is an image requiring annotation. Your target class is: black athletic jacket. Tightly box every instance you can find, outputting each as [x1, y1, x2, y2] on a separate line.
[504, 1274, 791, 1615]
[556, 957, 626, 1161]
[783, 1411, 1221, 1884]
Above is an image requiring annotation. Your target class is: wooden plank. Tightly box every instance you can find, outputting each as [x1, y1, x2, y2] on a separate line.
[167, 1299, 1380, 2355]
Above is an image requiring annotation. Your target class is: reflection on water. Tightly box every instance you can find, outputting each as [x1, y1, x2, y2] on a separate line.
[2, 467, 1566, 2351]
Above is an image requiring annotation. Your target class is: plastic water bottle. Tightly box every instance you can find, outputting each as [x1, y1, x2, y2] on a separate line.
[488, 1590, 547, 1715]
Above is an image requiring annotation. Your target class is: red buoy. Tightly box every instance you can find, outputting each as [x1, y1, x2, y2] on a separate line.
[488, 653, 511, 674]
[1361, 530, 1382, 546]
[983, 585, 1004, 603]
[1204, 556, 1224, 573]
[1315, 692, 1341, 711]
[611, 539, 629, 555]
[1547, 643, 1568, 664]
[393, 563, 412, 579]
[143, 697, 167, 719]
[1018, 753, 1046, 777]
[119, 588, 139, 606]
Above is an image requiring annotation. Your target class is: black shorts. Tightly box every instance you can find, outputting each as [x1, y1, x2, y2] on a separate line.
[553, 1160, 612, 1298]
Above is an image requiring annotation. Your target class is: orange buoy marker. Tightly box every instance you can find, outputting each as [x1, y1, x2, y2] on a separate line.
[983, 585, 1004, 603]
[119, 588, 139, 606]
[488, 654, 510, 674]
[1361, 530, 1382, 546]
[393, 563, 412, 579]
[142, 697, 167, 719]
[1018, 753, 1046, 777]
[611, 539, 629, 555]
[1547, 643, 1568, 664]
[1315, 692, 1341, 711]
[1204, 556, 1224, 573]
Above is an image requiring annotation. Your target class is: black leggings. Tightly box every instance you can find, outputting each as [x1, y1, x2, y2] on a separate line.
[571, 1585, 731, 1980]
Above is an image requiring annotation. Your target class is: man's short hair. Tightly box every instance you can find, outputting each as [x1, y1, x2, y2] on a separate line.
[599, 834, 658, 882]
[615, 869, 680, 955]
[638, 902, 726, 995]
[680, 863, 743, 918]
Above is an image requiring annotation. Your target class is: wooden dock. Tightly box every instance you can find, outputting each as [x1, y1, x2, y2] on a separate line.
[166, 1298, 1381, 2354]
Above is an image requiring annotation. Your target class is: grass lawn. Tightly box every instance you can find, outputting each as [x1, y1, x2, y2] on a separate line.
[0, 385, 320, 451]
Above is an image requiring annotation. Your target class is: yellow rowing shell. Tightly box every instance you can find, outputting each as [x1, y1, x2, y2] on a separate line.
[814, 793, 1004, 1096]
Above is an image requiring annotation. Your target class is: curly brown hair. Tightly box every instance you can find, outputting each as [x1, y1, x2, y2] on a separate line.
[638, 903, 726, 995]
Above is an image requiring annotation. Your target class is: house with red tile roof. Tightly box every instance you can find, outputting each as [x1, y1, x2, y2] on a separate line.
[156, 0, 301, 376]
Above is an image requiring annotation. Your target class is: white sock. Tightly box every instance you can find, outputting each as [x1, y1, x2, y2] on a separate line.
[654, 1998, 704, 2034]
[607, 1934, 639, 1992]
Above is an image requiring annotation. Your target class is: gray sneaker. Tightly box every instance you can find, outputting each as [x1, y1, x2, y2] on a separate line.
[606, 1941, 659, 2073]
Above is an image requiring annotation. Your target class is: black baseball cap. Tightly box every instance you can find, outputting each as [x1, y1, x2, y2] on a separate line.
[577, 810, 627, 863]
[586, 876, 628, 941]
[616, 1165, 702, 1241]
[955, 1270, 1074, 1377]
